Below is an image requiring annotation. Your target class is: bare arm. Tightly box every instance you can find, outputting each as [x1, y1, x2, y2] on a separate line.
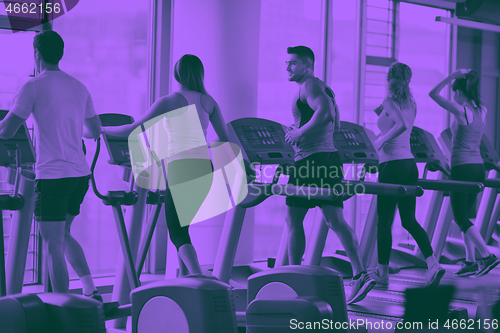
[101, 95, 177, 138]
[2, 81, 35, 139]
[333, 102, 341, 132]
[0, 112, 26, 140]
[429, 69, 467, 119]
[374, 99, 408, 150]
[83, 115, 102, 139]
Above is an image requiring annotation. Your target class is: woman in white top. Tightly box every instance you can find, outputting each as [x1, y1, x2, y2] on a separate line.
[103, 54, 229, 275]
[371, 62, 444, 287]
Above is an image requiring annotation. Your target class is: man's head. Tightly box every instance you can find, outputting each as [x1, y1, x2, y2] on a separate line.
[286, 46, 314, 82]
[33, 30, 64, 70]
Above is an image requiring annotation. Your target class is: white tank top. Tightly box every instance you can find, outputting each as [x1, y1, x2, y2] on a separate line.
[376, 99, 415, 164]
[163, 91, 212, 162]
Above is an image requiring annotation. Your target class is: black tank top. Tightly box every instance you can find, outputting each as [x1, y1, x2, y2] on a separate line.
[291, 78, 336, 161]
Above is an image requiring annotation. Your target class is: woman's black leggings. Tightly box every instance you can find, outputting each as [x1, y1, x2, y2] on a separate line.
[164, 158, 214, 250]
[377, 159, 433, 265]
[450, 163, 485, 233]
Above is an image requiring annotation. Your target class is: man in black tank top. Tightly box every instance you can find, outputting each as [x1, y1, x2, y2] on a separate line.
[283, 46, 374, 304]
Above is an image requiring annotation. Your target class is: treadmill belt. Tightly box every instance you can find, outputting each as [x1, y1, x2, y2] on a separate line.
[342, 266, 498, 322]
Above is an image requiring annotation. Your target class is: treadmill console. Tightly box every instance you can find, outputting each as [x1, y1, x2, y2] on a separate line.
[229, 118, 381, 165]
[0, 110, 36, 167]
[479, 135, 500, 170]
[237, 125, 284, 149]
[410, 127, 447, 167]
[99, 113, 143, 166]
[332, 122, 378, 164]
[228, 118, 294, 165]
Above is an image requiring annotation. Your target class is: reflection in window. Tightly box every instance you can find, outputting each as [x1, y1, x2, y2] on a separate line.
[398, 3, 449, 139]
[365, 0, 394, 58]
[0, 30, 35, 110]
[53, 0, 150, 277]
[328, 0, 358, 124]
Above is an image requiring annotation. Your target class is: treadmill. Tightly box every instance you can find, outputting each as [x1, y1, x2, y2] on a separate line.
[297, 121, 423, 276]
[389, 127, 485, 268]
[212, 118, 419, 330]
[94, 113, 239, 333]
[0, 110, 36, 296]
[301, 124, 483, 323]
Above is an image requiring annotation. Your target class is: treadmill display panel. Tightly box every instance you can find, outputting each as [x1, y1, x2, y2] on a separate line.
[480, 141, 489, 158]
[410, 130, 433, 153]
[0, 110, 36, 166]
[333, 129, 367, 150]
[235, 126, 284, 149]
[479, 135, 500, 168]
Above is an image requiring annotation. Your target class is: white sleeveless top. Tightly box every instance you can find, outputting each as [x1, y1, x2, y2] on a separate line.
[163, 91, 212, 162]
[376, 99, 415, 164]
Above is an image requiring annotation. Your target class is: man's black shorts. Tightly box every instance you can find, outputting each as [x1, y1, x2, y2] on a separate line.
[286, 152, 344, 209]
[34, 175, 91, 222]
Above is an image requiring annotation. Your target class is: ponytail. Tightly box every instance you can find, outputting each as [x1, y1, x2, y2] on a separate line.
[387, 63, 414, 109]
[452, 71, 482, 108]
[465, 71, 481, 108]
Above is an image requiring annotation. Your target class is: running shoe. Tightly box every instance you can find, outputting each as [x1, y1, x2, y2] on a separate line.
[476, 254, 500, 277]
[347, 271, 375, 304]
[454, 261, 478, 277]
[426, 264, 445, 287]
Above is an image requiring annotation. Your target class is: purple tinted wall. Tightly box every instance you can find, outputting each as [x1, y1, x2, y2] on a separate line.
[327, 0, 358, 124]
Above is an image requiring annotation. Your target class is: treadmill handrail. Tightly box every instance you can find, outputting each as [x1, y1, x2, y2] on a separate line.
[12, 150, 23, 198]
[417, 180, 484, 193]
[240, 183, 341, 209]
[239, 181, 421, 209]
[483, 178, 500, 189]
[402, 185, 424, 197]
[345, 181, 423, 197]
[89, 137, 138, 206]
[89, 137, 109, 201]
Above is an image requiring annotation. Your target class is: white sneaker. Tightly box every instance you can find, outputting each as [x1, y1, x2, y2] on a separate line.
[347, 272, 375, 304]
[476, 254, 500, 277]
[426, 264, 445, 287]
